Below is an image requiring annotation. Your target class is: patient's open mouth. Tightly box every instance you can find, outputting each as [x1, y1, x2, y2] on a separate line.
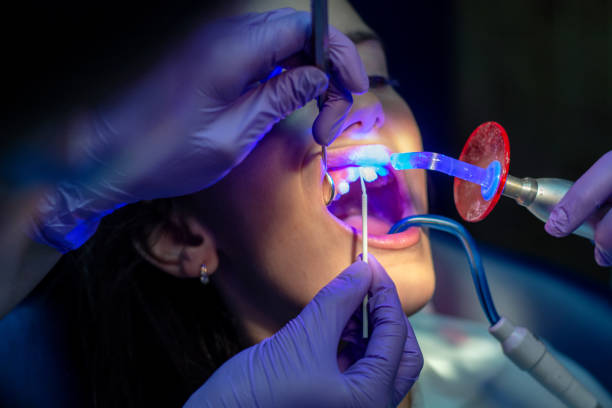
[324, 145, 420, 249]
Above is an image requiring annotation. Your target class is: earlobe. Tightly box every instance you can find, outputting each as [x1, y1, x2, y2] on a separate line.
[134, 215, 219, 280]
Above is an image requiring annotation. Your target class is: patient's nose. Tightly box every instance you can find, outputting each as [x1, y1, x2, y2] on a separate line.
[340, 92, 385, 137]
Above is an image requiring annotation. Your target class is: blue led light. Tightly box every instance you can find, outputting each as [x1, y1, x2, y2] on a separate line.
[391, 152, 502, 201]
[375, 166, 389, 177]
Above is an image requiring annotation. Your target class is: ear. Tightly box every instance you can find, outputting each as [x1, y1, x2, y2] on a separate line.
[135, 215, 219, 279]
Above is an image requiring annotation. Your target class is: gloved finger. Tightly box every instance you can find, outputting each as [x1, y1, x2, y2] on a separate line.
[228, 7, 296, 25]
[326, 24, 369, 95]
[214, 10, 344, 96]
[391, 315, 424, 405]
[276, 22, 368, 96]
[339, 304, 364, 344]
[312, 81, 352, 145]
[299, 260, 372, 353]
[338, 339, 367, 373]
[337, 306, 367, 372]
[201, 10, 313, 99]
[311, 24, 369, 146]
[214, 66, 328, 173]
[545, 151, 612, 237]
[594, 209, 612, 266]
[343, 255, 407, 402]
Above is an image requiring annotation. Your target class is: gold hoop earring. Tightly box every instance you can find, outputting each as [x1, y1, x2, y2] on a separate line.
[200, 264, 209, 285]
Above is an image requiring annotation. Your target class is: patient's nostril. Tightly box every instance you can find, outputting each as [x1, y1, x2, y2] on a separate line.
[342, 100, 385, 137]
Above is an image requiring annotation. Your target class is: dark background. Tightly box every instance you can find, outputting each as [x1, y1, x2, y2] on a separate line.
[352, 0, 612, 289]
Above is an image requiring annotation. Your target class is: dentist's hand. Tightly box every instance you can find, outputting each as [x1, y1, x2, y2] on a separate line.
[184, 256, 423, 408]
[30, 8, 368, 253]
[545, 151, 612, 266]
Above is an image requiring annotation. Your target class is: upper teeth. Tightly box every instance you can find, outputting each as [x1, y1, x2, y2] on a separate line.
[360, 167, 378, 182]
[338, 180, 350, 195]
[332, 165, 392, 200]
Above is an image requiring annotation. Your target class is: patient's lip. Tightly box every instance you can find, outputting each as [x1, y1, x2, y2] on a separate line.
[323, 143, 420, 250]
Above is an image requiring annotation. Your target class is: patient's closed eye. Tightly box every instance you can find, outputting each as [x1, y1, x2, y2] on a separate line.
[368, 75, 399, 89]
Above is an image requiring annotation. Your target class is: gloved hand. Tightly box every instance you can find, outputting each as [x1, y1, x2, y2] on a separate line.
[184, 255, 423, 408]
[545, 151, 612, 266]
[30, 8, 368, 252]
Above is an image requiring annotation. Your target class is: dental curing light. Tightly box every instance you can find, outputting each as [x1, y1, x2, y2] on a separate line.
[453, 121, 605, 239]
[387, 122, 602, 240]
[391, 152, 502, 202]
[453, 121, 510, 222]
[387, 122, 510, 221]
[390, 215, 601, 408]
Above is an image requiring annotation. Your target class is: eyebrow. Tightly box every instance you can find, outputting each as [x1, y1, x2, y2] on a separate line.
[344, 30, 385, 48]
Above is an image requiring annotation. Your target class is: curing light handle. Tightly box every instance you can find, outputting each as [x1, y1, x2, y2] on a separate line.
[502, 176, 609, 241]
[489, 317, 600, 408]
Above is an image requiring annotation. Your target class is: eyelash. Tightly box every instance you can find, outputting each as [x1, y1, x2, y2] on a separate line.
[368, 75, 399, 89]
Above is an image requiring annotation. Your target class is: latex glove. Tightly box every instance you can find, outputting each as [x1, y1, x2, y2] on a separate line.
[545, 151, 612, 266]
[30, 8, 368, 253]
[184, 256, 423, 408]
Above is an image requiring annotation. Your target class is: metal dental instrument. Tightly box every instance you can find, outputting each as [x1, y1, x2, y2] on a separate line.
[311, 0, 335, 205]
[389, 215, 601, 408]
[500, 176, 607, 240]
[359, 169, 369, 339]
[450, 121, 608, 239]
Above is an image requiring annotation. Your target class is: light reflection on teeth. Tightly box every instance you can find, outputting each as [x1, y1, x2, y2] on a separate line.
[361, 167, 378, 182]
[338, 180, 350, 195]
[332, 166, 389, 200]
[346, 167, 360, 183]
[376, 167, 389, 177]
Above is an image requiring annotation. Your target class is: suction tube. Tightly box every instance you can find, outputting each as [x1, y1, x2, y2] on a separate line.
[389, 214, 500, 325]
[389, 215, 601, 408]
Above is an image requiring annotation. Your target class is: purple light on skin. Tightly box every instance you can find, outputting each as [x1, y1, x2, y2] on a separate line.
[347, 129, 379, 141]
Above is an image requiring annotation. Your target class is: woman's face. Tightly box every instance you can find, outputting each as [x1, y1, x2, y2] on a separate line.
[190, 0, 434, 341]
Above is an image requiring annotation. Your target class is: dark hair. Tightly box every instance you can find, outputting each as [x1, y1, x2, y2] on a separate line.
[57, 198, 242, 407]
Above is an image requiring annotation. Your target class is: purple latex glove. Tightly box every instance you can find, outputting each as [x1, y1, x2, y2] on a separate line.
[545, 151, 612, 266]
[184, 256, 423, 408]
[29, 8, 368, 253]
